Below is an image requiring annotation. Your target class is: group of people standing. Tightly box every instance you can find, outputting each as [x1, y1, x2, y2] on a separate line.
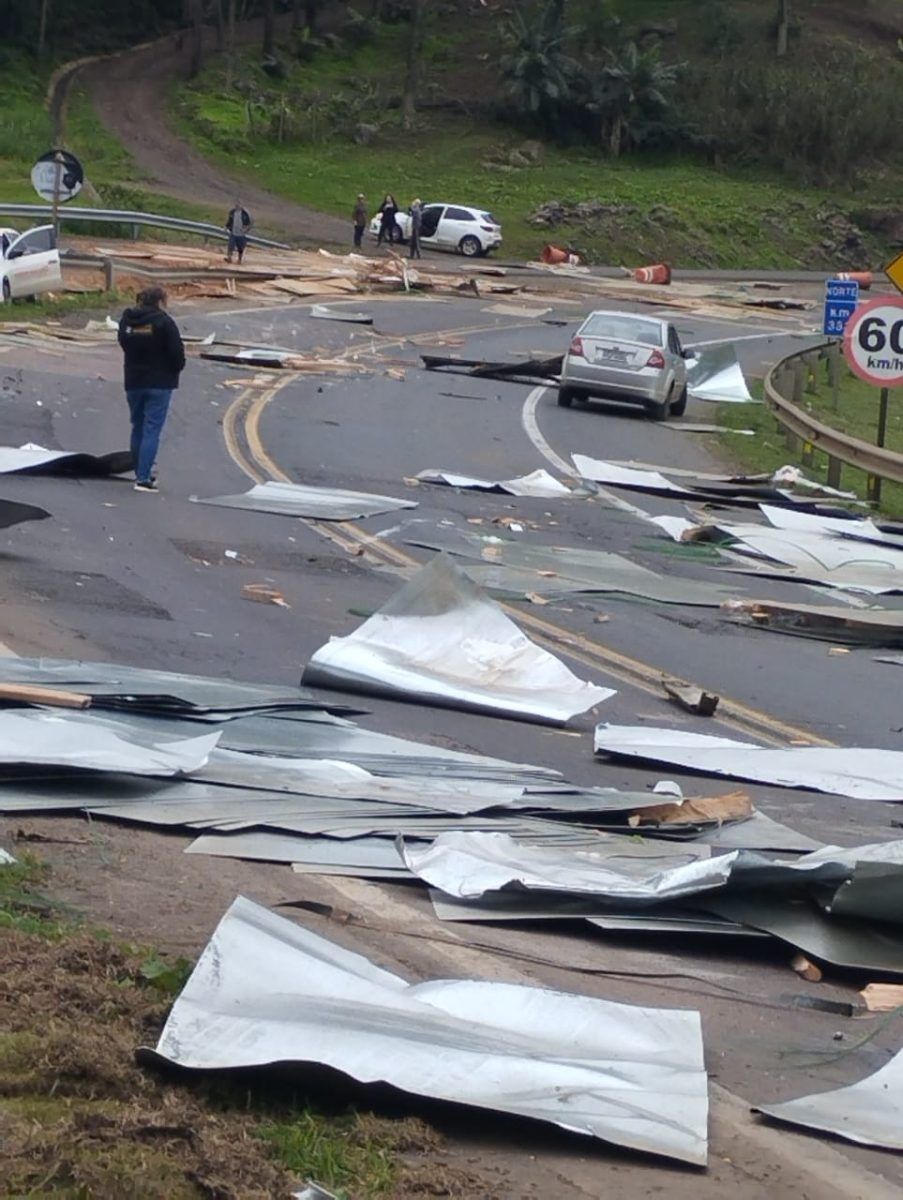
[353, 193, 424, 259]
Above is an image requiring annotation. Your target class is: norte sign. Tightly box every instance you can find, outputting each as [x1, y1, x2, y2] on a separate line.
[844, 297, 903, 387]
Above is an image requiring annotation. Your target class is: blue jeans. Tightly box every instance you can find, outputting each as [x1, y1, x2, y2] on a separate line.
[127, 388, 171, 483]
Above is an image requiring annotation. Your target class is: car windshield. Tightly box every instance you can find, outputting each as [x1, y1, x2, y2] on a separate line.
[582, 315, 664, 346]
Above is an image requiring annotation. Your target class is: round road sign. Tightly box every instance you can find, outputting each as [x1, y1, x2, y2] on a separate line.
[30, 149, 84, 203]
[844, 297, 903, 387]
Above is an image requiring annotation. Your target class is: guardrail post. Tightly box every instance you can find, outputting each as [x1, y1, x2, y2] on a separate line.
[804, 352, 819, 396]
[791, 360, 806, 405]
[826, 455, 842, 489]
[102, 258, 114, 291]
[827, 342, 841, 410]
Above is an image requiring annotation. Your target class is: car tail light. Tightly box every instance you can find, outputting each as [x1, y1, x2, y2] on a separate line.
[480, 225, 496, 232]
[569, 336, 585, 358]
[646, 349, 666, 369]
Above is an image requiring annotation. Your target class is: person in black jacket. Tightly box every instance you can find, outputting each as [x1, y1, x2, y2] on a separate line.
[376, 194, 399, 246]
[225, 201, 252, 263]
[117, 286, 185, 492]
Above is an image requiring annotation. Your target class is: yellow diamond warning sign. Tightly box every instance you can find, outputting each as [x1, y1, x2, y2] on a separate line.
[885, 249, 903, 297]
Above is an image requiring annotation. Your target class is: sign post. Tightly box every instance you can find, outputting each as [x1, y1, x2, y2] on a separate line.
[844, 297, 903, 506]
[823, 278, 859, 339]
[30, 149, 84, 246]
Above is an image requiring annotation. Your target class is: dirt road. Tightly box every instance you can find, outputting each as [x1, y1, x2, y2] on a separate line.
[82, 21, 350, 247]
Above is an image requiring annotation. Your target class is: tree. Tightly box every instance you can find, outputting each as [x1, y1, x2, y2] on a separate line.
[188, 0, 204, 78]
[776, 0, 790, 56]
[225, 0, 236, 87]
[498, 1, 581, 131]
[262, 0, 275, 57]
[401, 0, 425, 130]
[37, 0, 50, 55]
[304, 0, 319, 35]
[591, 40, 680, 155]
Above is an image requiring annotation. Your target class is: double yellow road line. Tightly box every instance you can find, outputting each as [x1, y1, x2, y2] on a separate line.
[222, 371, 831, 748]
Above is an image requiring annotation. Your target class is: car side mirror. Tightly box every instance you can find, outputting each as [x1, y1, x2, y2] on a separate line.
[6, 249, 23, 260]
[682, 348, 695, 359]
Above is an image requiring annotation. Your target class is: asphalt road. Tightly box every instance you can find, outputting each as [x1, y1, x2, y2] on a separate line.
[1, 288, 901, 1198]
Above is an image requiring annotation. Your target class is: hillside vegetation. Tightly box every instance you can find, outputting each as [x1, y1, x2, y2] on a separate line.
[172, 0, 903, 265]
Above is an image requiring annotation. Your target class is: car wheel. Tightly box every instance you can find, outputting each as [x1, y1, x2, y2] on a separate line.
[646, 398, 668, 421]
[459, 235, 482, 257]
[1, 279, 10, 303]
[669, 384, 688, 417]
[558, 387, 577, 408]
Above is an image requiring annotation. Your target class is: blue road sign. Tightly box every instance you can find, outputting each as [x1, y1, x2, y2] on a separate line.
[823, 300, 857, 337]
[823, 279, 860, 337]
[826, 279, 860, 303]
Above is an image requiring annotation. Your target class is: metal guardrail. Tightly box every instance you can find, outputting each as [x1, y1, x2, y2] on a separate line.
[0, 203, 289, 250]
[764, 341, 903, 496]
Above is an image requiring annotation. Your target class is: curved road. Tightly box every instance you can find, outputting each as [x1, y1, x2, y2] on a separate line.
[82, 20, 349, 246]
[0, 291, 900, 1199]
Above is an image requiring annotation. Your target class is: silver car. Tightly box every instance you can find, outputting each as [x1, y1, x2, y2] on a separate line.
[558, 310, 690, 420]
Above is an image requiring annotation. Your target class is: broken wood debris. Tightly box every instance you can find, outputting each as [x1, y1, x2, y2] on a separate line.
[421, 352, 563, 382]
[662, 676, 720, 716]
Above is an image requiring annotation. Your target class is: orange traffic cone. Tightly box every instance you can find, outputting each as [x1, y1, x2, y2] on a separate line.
[541, 244, 582, 266]
[633, 263, 672, 285]
[836, 271, 872, 290]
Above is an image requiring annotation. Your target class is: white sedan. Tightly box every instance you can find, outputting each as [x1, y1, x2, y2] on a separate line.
[1, 225, 63, 303]
[369, 203, 502, 257]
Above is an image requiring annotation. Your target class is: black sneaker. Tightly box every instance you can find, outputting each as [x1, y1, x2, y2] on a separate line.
[134, 480, 158, 493]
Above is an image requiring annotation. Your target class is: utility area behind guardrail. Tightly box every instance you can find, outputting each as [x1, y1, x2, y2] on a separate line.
[764, 342, 903, 504]
[0, 203, 289, 250]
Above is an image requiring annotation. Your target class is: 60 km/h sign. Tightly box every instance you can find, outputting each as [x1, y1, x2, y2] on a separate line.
[844, 297, 903, 388]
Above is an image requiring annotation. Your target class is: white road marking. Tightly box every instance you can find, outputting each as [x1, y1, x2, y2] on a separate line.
[521, 385, 652, 520]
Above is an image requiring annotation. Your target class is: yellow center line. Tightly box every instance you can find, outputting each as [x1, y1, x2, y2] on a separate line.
[221, 354, 833, 750]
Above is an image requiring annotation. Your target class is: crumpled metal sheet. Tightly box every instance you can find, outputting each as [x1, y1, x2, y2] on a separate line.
[685, 342, 753, 404]
[0, 498, 51, 529]
[703, 894, 903, 974]
[403, 830, 725, 903]
[406, 531, 732, 608]
[429, 890, 763, 936]
[594, 724, 903, 802]
[415, 468, 571, 498]
[0, 709, 218, 776]
[302, 555, 615, 724]
[310, 305, 372, 324]
[192, 480, 417, 521]
[0, 847, 15, 865]
[186, 831, 408, 871]
[143, 896, 709, 1166]
[0, 657, 357, 718]
[0, 442, 132, 476]
[756, 1050, 903, 1151]
[573, 456, 692, 496]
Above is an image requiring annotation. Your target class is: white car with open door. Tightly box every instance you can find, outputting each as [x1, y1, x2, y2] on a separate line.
[0, 225, 63, 303]
[369, 204, 502, 257]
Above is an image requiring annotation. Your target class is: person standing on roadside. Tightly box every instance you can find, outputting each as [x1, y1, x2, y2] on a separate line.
[352, 193, 367, 249]
[117, 286, 185, 493]
[225, 200, 252, 264]
[409, 198, 423, 259]
[377, 193, 399, 246]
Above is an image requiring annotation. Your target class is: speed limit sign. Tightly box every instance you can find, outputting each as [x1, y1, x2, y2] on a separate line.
[844, 297, 903, 387]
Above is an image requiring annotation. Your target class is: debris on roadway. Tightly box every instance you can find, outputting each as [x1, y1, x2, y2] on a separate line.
[192, 479, 418, 521]
[415, 467, 571, 498]
[302, 555, 615, 724]
[140, 896, 710, 1167]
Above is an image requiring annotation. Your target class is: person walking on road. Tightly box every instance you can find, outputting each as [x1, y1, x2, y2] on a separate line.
[353, 193, 368, 249]
[118, 286, 185, 493]
[409, 198, 423, 259]
[377, 193, 399, 246]
[225, 200, 252, 263]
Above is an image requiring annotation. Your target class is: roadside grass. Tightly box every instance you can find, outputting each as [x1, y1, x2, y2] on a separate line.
[172, 25, 897, 265]
[0, 849, 466, 1198]
[717, 366, 903, 518]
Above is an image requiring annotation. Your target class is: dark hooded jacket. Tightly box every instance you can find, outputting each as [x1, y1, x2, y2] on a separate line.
[118, 305, 186, 391]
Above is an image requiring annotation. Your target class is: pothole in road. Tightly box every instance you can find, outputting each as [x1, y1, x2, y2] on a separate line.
[9, 566, 171, 620]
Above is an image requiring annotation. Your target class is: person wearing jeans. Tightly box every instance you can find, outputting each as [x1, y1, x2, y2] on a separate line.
[117, 286, 185, 492]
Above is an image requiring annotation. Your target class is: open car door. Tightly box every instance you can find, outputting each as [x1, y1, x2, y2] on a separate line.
[2, 225, 62, 301]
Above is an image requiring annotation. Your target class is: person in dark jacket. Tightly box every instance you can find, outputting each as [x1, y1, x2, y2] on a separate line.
[225, 201, 252, 263]
[376, 194, 399, 246]
[409, 198, 423, 259]
[352, 193, 367, 249]
[117, 286, 185, 492]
